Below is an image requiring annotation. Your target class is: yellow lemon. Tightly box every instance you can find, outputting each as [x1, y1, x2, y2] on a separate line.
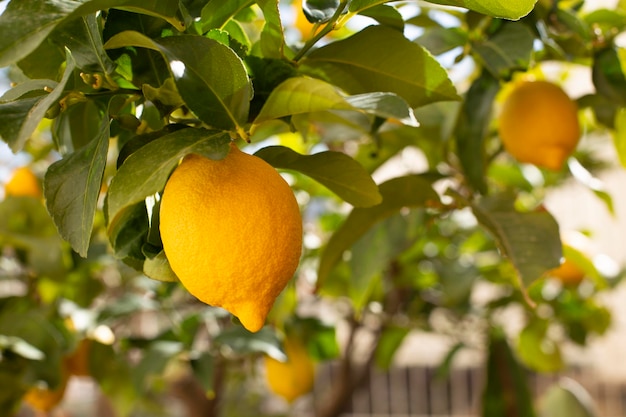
[23, 373, 69, 412]
[160, 143, 302, 332]
[5, 167, 42, 198]
[265, 337, 315, 402]
[293, 0, 321, 40]
[549, 253, 585, 286]
[498, 80, 580, 171]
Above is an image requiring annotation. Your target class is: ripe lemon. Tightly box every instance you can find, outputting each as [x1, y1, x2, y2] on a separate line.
[160, 143, 302, 333]
[498, 80, 580, 171]
[265, 336, 315, 402]
[23, 373, 69, 412]
[293, 0, 321, 40]
[4, 167, 42, 198]
[549, 252, 585, 286]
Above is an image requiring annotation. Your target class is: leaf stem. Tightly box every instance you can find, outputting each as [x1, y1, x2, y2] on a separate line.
[293, 0, 349, 62]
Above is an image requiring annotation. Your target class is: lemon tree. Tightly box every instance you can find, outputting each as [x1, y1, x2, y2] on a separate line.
[0, 1, 625, 417]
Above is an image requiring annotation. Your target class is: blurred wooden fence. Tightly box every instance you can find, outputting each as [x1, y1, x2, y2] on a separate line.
[313, 363, 626, 417]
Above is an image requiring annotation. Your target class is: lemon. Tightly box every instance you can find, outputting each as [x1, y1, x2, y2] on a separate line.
[5, 167, 42, 198]
[498, 80, 580, 171]
[23, 373, 69, 412]
[293, 0, 321, 40]
[160, 143, 302, 332]
[265, 336, 315, 402]
[549, 252, 585, 286]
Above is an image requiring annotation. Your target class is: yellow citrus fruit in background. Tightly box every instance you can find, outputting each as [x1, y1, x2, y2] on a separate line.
[498, 80, 580, 171]
[23, 373, 69, 412]
[549, 251, 585, 286]
[160, 143, 302, 333]
[265, 336, 315, 402]
[293, 0, 321, 40]
[5, 167, 42, 198]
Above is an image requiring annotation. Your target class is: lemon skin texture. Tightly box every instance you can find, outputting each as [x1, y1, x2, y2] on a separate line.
[265, 337, 315, 402]
[160, 143, 303, 332]
[498, 80, 580, 171]
[5, 167, 42, 198]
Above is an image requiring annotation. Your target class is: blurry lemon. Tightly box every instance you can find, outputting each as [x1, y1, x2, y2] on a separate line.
[5, 166, 42, 198]
[547, 232, 594, 286]
[23, 373, 69, 412]
[293, 0, 321, 40]
[160, 143, 302, 333]
[265, 336, 315, 402]
[498, 80, 580, 171]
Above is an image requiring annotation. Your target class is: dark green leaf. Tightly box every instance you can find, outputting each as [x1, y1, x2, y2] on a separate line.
[104, 32, 251, 130]
[317, 175, 440, 287]
[133, 341, 183, 393]
[592, 47, 626, 106]
[473, 23, 534, 78]
[190, 352, 215, 394]
[482, 328, 536, 417]
[471, 193, 562, 286]
[358, 4, 404, 31]
[106, 129, 230, 228]
[0, 0, 185, 67]
[0, 51, 76, 152]
[455, 71, 500, 194]
[45, 118, 110, 257]
[300, 25, 459, 108]
[214, 326, 284, 359]
[257, 0, 289, 59]
[200, 0, 254, 31]
[255, 146, 381, 207]
[416, 27, 468, 56]
[303, 0, 341, 23]
[347, 92, 419, 126]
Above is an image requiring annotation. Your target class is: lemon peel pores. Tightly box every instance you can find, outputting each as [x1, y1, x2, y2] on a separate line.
[159, 143, 303, 332]
[498, 80, 580, 171]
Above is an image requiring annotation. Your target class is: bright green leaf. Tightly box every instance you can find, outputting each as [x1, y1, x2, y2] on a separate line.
[254, 77, 353, 123]
[106, 128, 230, 229]
[375, 326, 410, 369]
[425, 0, 537, 20]
[346, 92, 419, 126]
[612, 107, 626, 168]
[143, 251, 179, 282]
[299, 25, 459, 108]
[254, 146, 382, 207]
[44, 118, 110, 257]
[517, 319, 564, 372]
[317, 175, 440, 287]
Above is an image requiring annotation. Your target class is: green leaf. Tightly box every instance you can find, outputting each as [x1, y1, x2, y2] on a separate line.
[106, 128, 231, 229]
[346, 92, 419, 126]
[0, 0, 185, 68]
[299, 25, 459, 108]
[214, 326, 284, 359]
[0, 51, 76, 152]
[538, 379, 598, 417]
[471, 194, 562, 286]
[517, 319, 564, 372]
[200, 0, 254, 31]
[44, 118, 110, 257]
[375, 325, 410, 369]
[613, 104, 626, 168]
[358, 4, 404, 31]
[133, 341, 183, 393]
[592, 47, 626, 106]
[482, 328, 536, 417]
[254, 77, 353, 123]
[52, 15, 116, 73]
[317, 175, 440, 287]
[257, 0, 289, 59]
[455, 71, 500, 194]
[472, 23, 534, 78]
[104, 32, 251, 130]
[254, 146, 381, 207]
[425, 0, 537, 20]
[143, 251, 179, 282]
[416, 27, 468, 56]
